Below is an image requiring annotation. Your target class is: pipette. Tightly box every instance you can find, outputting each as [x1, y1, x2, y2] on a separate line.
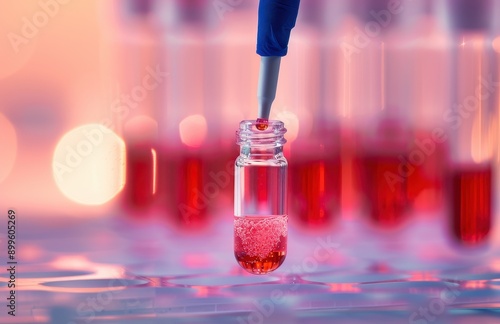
[256, 0, 300, 130]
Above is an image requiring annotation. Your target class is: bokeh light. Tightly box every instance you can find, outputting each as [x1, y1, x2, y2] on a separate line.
[179, 114, 207, 148]
[52, 123, 125, 205]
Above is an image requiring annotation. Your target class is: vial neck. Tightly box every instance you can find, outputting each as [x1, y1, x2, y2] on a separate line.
[242, 146, 283, 158]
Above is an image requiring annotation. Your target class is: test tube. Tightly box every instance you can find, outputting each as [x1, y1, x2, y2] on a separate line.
[217, 2, 260, 145]
[281, 1, 345, 228]
[234, 120, 288, 275]
[492, 1, 500, 247]
[447, 0, 495, 245]
[159, 0, 221, 228]
[101, 0, 166, 215]
[379, 0, 452, 215]
[318, 1, 364, 214]
[347, 0, 412, 227]
[402, 0, 452, 213]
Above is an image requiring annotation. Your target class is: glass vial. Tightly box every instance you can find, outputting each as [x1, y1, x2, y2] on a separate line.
[348, 0, 412, 227]
[402, 0, 451, 214]
[283, 1, 343, 229]
[159, 0, 221, 228]
[100, 0, 166, 215]
[234, 120, 288, 275]
[447, 0, 495, 245]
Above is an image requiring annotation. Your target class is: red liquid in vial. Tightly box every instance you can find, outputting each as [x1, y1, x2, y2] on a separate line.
[234, 215, 287, 274]
[291, 157, 341, 227]
[451, 165, 492, 244]
[357, 153, 409, 226]
[123, 144, 157, 210]
[256, 118, 268, 131]
[177, 156, 207, 227]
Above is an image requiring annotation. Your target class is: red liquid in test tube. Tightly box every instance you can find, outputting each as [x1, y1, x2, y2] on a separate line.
[357, 151, 409, 227]
[234, 215, 287, 274]
[291, 155, 341, 227]
[176, 156, 208, 227]
[234, 121, 288, 274]
[234, 165, 288, 274]
[451, 165, 492, 245]
[172, 113, 212, 227]
[122, 144, 157, 211]
[406, 135, 448, 212]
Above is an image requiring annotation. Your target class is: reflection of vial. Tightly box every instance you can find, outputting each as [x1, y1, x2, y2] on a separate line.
[234, 120, 288, 275]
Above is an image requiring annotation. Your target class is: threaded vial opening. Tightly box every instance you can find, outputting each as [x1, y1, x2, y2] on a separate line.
[236, 120, 287, 147]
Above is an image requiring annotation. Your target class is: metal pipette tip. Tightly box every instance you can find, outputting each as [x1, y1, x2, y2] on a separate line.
[256, 56, 281, 131]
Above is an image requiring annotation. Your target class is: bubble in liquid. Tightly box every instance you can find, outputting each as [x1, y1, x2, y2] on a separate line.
[234, 215, 287, 274]
[234, 215, 287, 258]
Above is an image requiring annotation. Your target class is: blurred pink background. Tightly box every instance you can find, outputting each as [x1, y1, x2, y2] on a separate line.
[0, 0, 498, 247]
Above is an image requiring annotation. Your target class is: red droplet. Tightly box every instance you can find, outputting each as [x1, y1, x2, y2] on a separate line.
[256, 118, 268, 131]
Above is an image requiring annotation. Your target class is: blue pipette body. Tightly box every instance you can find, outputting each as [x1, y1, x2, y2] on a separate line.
[256, 0, 300, 121]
